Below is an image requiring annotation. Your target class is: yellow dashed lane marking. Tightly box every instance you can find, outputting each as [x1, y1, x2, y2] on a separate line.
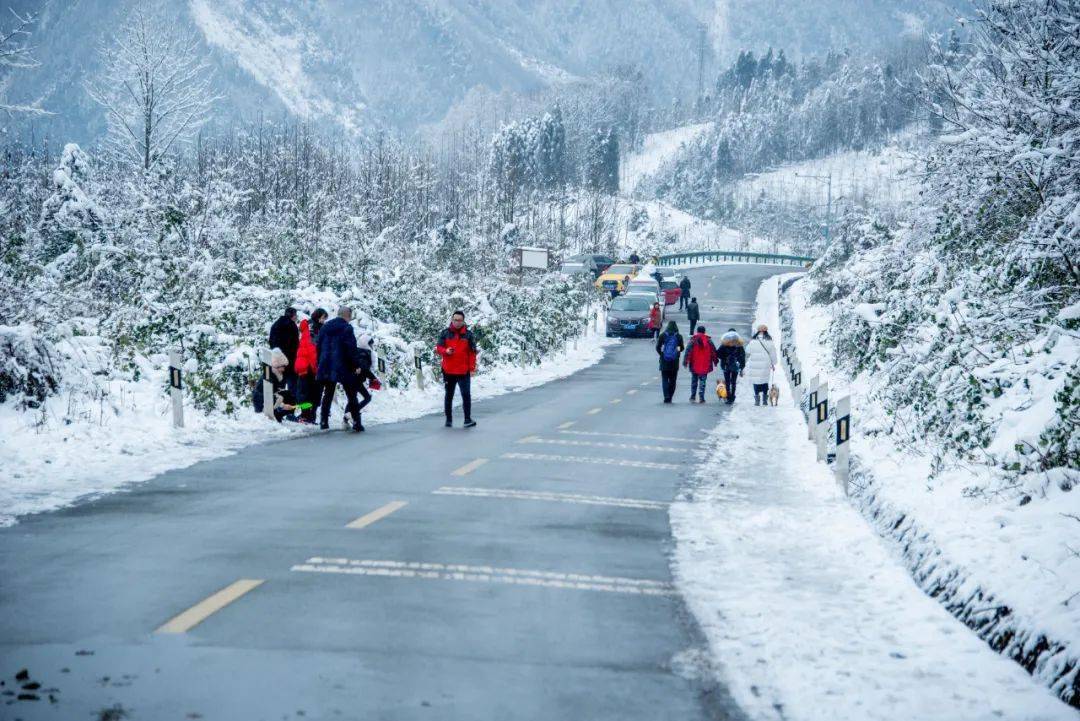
[155, 579, 264, 634]
[346, 501, 408, 529]
[626, 389, 638, 395]
[557, 421, 576, 430]
[587, 407, 602, 415]
[452, 458, 489, 476]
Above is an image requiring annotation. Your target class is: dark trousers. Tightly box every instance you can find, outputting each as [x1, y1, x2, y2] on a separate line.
[320, 378, 370, 427]
[688, 316, 699, 333]
[753, 383, 769, 405]
[660, 361, 679, 401]
[723, 369, 739, 402]
[444, 373, 472, 421]
[690, 373, 708, 401]
[679, 293, 689, 310]
[297, 373, 322, 422]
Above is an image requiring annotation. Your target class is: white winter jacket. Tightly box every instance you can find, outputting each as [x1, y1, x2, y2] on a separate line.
[745, 335, 777, 385]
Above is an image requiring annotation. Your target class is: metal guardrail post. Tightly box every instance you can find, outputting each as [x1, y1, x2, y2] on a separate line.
[835, 395, 851, 493]
[260, 348, 275, 420]
[168, 349, 184, 429]
[815, 381, 829, 462]
[414, 354, 426, 391]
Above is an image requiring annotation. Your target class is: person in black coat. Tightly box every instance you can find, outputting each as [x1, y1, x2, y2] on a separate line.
[655, 321, 685, 403]
[678, 276, 692, 310]
[316, 306, 371, 432]
[716, 328, 747, 404]
[686, 297, 700, 331]
[269, 307, 300, 368]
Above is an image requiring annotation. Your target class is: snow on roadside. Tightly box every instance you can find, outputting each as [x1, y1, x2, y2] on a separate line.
[785, 279, 1080, 703]
[669, 275, 1076, 721]
[621, 122, 713, 195]
[0, 323, 616, 527]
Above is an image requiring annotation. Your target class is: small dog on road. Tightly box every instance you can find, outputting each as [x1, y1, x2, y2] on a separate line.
[768, 384, 780, 406]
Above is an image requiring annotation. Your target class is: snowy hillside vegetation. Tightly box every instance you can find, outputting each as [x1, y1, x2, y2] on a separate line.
[786, 1, 1079, 705]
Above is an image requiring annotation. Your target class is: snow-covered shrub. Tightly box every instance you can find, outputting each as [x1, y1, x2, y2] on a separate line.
[0, 325, 58, 408]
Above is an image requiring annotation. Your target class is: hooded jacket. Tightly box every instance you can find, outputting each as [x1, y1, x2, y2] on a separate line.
[268, 315, 299, 366]
[687, 300, 700, 323]
[436, 324, 478, 376]
[746, 333, 778, 384]
[683, 332, 717, 375]
[716, 331, 746, 372]
[648, 305, 662, 330]
[294, 319, 319, 376]
[316, 317, 365, 384]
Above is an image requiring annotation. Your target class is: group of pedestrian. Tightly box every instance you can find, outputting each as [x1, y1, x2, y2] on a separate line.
[260, 305, 479, 433]
[655, 321, 777, 406]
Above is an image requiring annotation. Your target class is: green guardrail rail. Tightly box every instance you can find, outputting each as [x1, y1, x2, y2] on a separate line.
[656, 250, 815, 267]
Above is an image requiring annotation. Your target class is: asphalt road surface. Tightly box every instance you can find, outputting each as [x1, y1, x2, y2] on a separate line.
[0, 265, 789, 721]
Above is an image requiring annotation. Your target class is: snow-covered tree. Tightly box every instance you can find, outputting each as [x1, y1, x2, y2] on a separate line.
[39, 144, 102, 262]
[0, 7, 50, 117]
[86, 9, 219, 170]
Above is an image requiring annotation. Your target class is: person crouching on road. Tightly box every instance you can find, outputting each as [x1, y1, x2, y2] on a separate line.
[316, 306, 371, 432]
[683, 325, 717, 404]
[648, 302, 662, 340]
[655, 321, 685, 404]
[748, 325, 778, 406]
[717, 328, 746, 404]
[268, 348, 299, 422]
[436, 310, 478, 428]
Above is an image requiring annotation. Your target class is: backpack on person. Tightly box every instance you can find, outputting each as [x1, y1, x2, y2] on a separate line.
[662, 333, 680, 361]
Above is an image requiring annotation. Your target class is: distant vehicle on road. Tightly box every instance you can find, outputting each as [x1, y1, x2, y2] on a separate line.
[594, 264, 640, 294]
[624, 279, 661, 304]
[559, 258, 599, 277]
[605, 295, 654, 337]
[573, 254, 616, 274]
[659, 279, 682, 306]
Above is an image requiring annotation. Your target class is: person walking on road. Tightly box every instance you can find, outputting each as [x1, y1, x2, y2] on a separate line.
[678, 276, 691, 310]
[436, 310, 478, 428]
[748, 325, 778, 406]
[656, 321, 685, 404]
[686, 296, 700, 332]
[316, 306, 371, 432]
[716, 328, 746, 404]
[648, 301, 662, 340]
[683, 324, 717, 404]
[269, 306, 300, 395]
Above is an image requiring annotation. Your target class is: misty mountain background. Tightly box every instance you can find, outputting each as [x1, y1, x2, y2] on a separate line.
[3, 0, 965, 142]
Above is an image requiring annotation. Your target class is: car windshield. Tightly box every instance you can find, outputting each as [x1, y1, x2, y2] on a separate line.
[606, 264, 635, 275]
[610, 297, 652, 312]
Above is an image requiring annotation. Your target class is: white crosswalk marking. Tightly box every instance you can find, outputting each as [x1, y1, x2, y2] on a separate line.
[291, 558, 677, 596]
[518, 436, 683, 453]
[559, 430, 703, 444]
[432, 486, 668, 510]
[501, 452, 680, 471]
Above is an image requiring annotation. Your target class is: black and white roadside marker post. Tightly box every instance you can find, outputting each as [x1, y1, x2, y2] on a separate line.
[413, 354, 425, 391]
[806, 375, 819, 440]
[835, 395, 851, 493]
[260, 348, 275, 421]
[815, 381, 829, 462]
[377, 356, 386, 375]
[169, 349, 184, 429]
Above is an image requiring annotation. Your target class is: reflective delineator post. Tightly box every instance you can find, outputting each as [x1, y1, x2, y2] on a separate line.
[260, 348, 275, 421]
[835, 395, 851, 493]
[806, 374, 819, 440]
[815, 381, 829, 462]
[413, 355, 425, 391]
[168, 349, 184, 429]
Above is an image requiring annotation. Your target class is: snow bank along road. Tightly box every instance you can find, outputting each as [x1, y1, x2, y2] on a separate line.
[0, 266, 774, 720]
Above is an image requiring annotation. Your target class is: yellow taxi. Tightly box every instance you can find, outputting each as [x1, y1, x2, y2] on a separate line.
[594, 263, 640, 293]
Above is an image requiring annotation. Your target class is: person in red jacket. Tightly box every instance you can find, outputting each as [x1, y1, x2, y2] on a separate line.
[683, 324, 717, 404]
[294, 317, 320, 423]
[648, 302, 662, 339]
[435, 310, 478, 428]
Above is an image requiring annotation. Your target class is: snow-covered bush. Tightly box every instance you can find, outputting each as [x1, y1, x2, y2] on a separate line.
[0, 325, 58, 408]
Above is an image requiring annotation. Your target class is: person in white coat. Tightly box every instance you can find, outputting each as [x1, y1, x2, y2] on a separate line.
[747, 325, 778, 406]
